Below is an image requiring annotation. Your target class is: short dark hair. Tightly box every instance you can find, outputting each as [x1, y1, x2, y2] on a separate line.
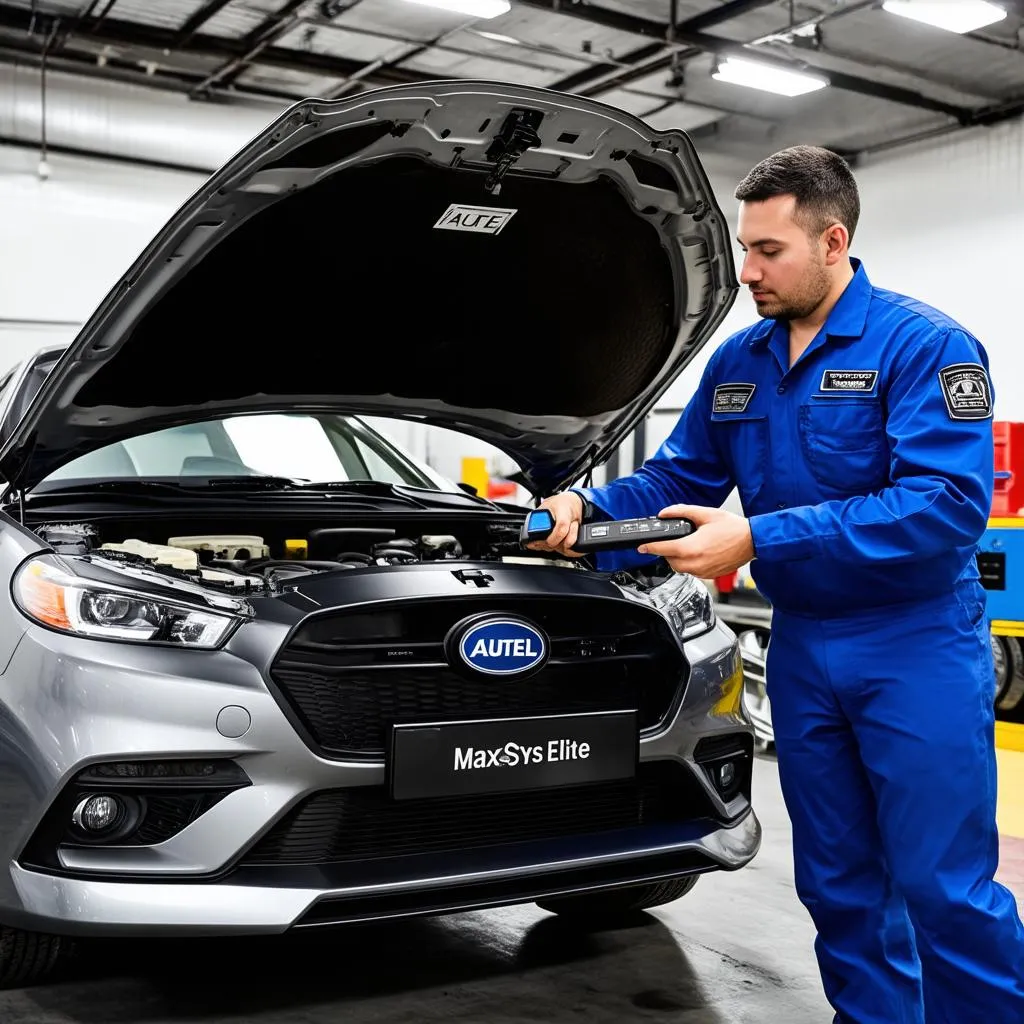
[734, 145, 860, 243]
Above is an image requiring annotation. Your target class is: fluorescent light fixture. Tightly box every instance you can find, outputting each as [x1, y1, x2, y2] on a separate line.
[400, 0, 511, 18]
[881, 1, 1007, 34]
[712, 57, 828, 97]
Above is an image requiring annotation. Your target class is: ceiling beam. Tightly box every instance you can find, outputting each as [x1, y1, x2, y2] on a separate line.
[512, 0, 779, 45]
[174, 0, 237, 48]
[675, 27, 975, 120]
[548, 41, 665, 92]
[680, 0, 787, 33]
[0, 6, 437, 91]
[547, 0, 786, 92]
[299, 17, 593, 76]
[829, 95, 1024, 163]
[0, 38, 294, 105]
[191, 0, 309, 94]
[512, 0, 976, 121]
[542, 0, 772, 97]
[790, 35, 1004, 102]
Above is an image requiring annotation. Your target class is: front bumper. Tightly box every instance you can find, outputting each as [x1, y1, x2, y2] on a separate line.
[0, 612, 759, 936]
[11, 809, 760, 935]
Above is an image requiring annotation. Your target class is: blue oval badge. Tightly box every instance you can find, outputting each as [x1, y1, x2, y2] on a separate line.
[457, 617, 547, 676]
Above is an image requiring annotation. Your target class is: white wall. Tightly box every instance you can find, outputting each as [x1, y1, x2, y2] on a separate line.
[659, 119, 1024, 438]
[0, 144, 203, 338]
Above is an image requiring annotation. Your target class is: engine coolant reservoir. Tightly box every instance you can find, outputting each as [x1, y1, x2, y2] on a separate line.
[167, 535, 270, 561]
[99, 539, 199, 571]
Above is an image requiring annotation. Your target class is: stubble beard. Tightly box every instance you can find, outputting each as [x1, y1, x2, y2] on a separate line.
[755, 254, 831, 322]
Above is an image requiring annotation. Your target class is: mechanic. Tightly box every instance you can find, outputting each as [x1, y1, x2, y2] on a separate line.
[528, 145, 1024, 1023]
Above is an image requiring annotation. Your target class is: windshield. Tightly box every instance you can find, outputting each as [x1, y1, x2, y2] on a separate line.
[34, 413, 462, 492]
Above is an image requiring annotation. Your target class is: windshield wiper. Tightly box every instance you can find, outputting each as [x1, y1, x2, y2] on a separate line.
[30, 478, 500, 511]
[179, 475, 308, 489]
[32, 480, 191, 497]
[317, 480, 503, 509]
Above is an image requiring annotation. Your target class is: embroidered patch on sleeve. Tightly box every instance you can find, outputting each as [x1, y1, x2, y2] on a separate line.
[938, 363, 992, 420]
[819, 370, 878, 392]
[713, 383, 756, 414]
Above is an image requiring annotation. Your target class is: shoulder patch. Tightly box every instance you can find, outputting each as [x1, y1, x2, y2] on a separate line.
[713, 383, 756, 414]
[820, 370, 878, 393]
[938, 362, 992, 420]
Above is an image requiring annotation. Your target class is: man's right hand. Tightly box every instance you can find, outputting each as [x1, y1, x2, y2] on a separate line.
[525, 491, 586, 558]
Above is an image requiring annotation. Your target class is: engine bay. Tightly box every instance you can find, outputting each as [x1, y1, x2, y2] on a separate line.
[32, 516, 583, 595]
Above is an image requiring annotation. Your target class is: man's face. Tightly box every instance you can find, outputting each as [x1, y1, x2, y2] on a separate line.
[736, 194, 830, 321]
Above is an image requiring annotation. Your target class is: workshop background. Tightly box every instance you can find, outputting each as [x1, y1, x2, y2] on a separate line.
[3, 0, 1024, 485]
[1, 3, 1024, 1021]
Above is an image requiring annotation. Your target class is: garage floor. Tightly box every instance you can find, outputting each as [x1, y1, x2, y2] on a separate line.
[2, 752, 1022, 1024]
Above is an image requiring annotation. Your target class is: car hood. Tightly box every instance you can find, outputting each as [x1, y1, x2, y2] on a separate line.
[0, 80, 737, 497]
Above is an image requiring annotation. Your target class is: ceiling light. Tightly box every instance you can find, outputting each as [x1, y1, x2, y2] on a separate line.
[712, 57, 828, 97]
[400, 0, 511, 17]
[881, 1, 1007, 34]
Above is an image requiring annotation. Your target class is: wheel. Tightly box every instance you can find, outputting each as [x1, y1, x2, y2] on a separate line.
[536, 876, 699, 920]
[991, 631, 1011, 704]
[0, 926, 64, 989]
[995, 634, 1024, 713]
[737, 628, 773, 750]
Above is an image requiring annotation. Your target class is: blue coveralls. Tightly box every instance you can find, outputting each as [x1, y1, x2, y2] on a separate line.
[574, 260, 1024, 1023]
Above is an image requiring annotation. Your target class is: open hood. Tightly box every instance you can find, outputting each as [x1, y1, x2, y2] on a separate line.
[0, 81, 737, 497]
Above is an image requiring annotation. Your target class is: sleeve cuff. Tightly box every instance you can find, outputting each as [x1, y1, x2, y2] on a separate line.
[749, 510, 822, 563]
[569, 488, 611, 523]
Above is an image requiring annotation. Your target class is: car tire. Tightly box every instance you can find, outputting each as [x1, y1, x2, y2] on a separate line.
[535, 876, 699, 920]
[995, 634, 1024, 713]
[0, 926, 64, 989]
[992, 631, 1011, 705]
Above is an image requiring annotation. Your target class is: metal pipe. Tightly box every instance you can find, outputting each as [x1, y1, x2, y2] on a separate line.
[0, 41, 292, 105]
[0, 63, 280, 172]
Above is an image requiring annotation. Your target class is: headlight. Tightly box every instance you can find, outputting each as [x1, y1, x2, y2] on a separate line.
[13, 556, 238, 649]
[649, 572, 716, 640]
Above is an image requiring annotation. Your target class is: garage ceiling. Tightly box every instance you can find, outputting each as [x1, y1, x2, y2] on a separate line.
[1, 0, 1023, 166]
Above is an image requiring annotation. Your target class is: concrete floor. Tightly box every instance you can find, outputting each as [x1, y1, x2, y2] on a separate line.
[0, 754, 838, 1024]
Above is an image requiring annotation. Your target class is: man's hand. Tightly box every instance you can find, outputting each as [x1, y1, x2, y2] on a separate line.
[524, 491, 586, 558]
[638, 504, 754, 577]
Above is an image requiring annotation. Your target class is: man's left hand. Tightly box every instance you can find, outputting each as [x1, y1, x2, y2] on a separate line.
[638, 505, 754, 578]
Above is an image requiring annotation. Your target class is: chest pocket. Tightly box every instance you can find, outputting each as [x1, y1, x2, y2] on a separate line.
[710, 409, 769, 510]
[799, 397, 889, 493]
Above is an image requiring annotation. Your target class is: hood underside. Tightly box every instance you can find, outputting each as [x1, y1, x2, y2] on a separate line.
[1, 81, 737, 496]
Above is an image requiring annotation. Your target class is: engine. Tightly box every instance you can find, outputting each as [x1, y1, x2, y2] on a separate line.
[33, 522, 582, 594]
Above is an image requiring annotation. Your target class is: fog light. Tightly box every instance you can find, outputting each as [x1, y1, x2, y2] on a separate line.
[718, 762, 737, 790]
[72, 794, 122, 833]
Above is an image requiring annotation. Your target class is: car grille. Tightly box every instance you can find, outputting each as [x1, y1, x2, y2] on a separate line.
[268, 595, 686, 759]
[240, 760, 710, 867]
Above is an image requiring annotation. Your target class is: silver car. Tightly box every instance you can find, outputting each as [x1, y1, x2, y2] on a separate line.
[0, 80, 759, 987]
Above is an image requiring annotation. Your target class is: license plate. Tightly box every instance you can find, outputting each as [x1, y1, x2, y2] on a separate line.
[389, 710, 638, 801]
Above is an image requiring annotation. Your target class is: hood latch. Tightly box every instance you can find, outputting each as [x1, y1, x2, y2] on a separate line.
[484, 108, 543, 196]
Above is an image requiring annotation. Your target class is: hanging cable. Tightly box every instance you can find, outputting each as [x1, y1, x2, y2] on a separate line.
[37, 19, 59, 180]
